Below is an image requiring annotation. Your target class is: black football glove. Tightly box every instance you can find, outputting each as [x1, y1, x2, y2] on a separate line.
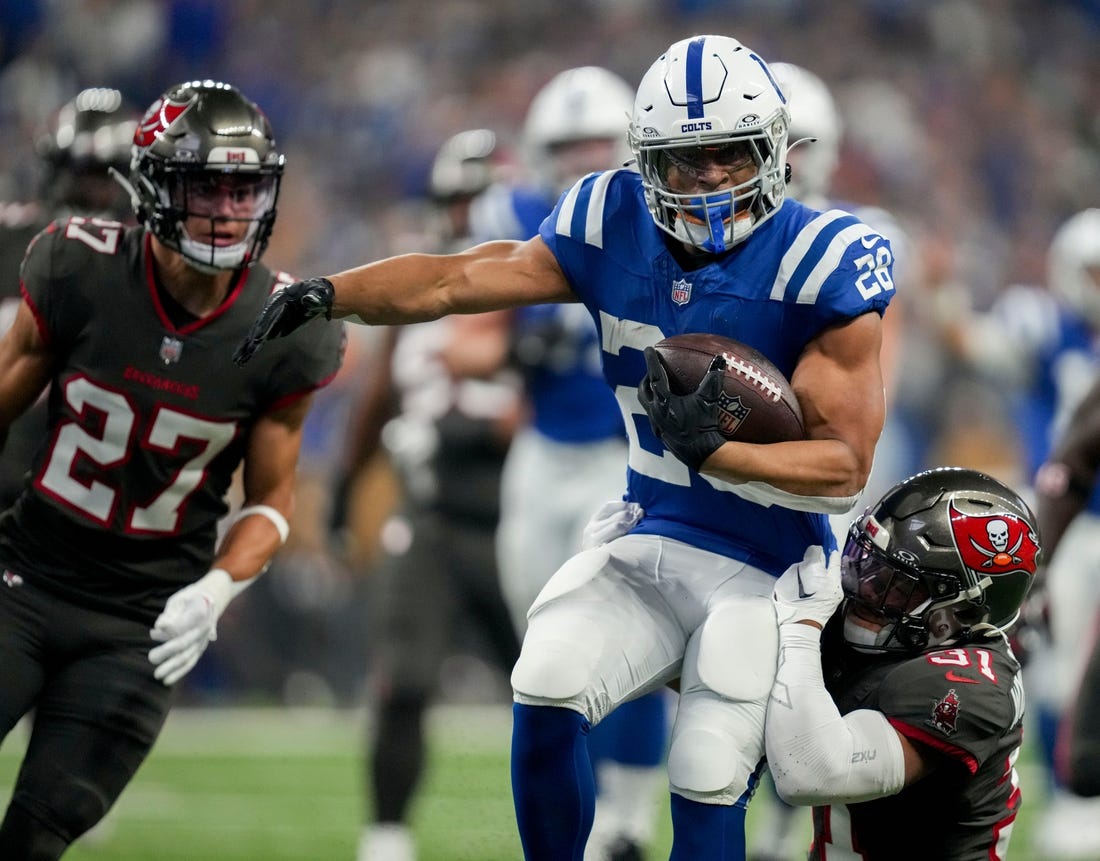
[637, 346, 727, 471]
[233, 277, 335, 365]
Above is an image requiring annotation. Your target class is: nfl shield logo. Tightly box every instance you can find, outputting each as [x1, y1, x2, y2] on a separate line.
[159, 336, 184, 365]
[717, 392, 750, 437]
[671, 278, 693, 306]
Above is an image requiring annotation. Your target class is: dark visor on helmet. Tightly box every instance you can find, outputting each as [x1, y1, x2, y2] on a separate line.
[840, 529, 942, 620]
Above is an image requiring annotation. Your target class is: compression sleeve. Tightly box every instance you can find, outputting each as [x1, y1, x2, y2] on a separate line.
[766, 624, 905, 805]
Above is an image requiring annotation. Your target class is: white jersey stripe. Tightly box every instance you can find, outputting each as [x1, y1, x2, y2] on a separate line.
[555, 182, 582, 240]
[584, 171, 616, 249]
[794, 221, 883, 305]
[770, 209, 852, 301]
[555, 170, 627, 249]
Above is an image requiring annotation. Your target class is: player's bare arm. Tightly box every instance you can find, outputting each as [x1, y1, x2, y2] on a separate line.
[0, 300, 54, 438]
[212, 393, 313, 583]
[701, 311, 885, 498]
[329, 237, 576, 323]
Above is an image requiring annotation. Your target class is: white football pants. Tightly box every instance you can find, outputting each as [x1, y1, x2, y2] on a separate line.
[511, 533, 778, 805]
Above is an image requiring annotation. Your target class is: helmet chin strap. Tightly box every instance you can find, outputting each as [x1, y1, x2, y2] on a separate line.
[674, 207, 755, 253]
[842, 612, 890, 653]
[177, 228, 250, 274]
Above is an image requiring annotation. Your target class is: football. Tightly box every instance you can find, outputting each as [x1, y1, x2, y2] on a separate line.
[652, 333, 804, 443]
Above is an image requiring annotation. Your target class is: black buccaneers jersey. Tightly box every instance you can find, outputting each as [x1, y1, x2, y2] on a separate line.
[0, 217, 344, 622]
[810, 622, 1025, 861]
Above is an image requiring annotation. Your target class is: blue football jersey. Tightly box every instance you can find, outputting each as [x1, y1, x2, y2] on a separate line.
[987, 285, 1100, 515]
[472, 181, 627, 444]
[539, 169, 896, 575]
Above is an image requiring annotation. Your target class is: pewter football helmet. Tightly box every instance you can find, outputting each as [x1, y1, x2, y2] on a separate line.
[841, 467, 1040, 653]
[130, 80, 284, 273]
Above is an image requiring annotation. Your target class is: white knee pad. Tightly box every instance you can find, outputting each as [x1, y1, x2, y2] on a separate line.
[511, 548, 610, 707]
[696, 596, 778, 701]
[667, 596, 776, 802]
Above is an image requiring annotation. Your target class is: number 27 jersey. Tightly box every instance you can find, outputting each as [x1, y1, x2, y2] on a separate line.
[0, 218, 343, 621]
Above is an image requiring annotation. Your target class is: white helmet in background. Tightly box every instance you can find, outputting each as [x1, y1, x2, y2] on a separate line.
[426, 128, 499, 249]
[1049, 208, 1100, 329]
[429, 128, 498, 202]
[770, 62, 842, 205]
[629, 35, 790, 254]
[523, 65, 634, 194]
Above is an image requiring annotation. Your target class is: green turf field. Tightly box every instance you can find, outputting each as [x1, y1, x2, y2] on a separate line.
[0, 704, 1050, 859]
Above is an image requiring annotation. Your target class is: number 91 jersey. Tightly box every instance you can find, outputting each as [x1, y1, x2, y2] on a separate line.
[0, 218, 343, 622]
[816, 625, 1025, 860]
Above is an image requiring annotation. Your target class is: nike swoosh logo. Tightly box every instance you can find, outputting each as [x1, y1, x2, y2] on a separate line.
[944, 671, 980, 684]
[797, 571, 815, 599]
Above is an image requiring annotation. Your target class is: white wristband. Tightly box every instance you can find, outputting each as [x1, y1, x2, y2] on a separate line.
[235, 505, 290, 544]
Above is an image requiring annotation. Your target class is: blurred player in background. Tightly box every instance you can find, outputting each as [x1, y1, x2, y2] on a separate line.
[449, 66, 670, 861]
[1034, 375, 1100, 804]
[0, 80, 343, 859]
[748, 61, 916, 861]
[928, 206, 1100, 857]
[331, 128, 523, 861]
[0, 87, 138, 511]
[766, 467, 1038, 859]
[770, 61, 914, 507]
[234, 34, 896, 861]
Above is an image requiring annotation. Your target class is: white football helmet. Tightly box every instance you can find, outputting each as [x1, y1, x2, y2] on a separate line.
[429, 128, 498, 202]
[629, 35, 790, 254]
[769, 62, 841, 205]
[1049, 208, 1100, 330]
[523, 66, 634, 193]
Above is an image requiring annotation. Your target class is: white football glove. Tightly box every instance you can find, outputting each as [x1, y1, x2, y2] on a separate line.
[773, 545, 844, 629]
[580, 500, 644, 550]
[149, 569, 247, 686]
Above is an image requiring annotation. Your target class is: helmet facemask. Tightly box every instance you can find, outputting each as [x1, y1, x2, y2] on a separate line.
[636, 129, 786, 254]
[136, 164, 281, 274]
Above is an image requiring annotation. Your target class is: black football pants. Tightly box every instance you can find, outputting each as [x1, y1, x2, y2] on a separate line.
[0, 575, 172, 858]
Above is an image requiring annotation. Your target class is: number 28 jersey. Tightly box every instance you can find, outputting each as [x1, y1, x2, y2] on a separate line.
[0, 218, 344, 622]
[540, 170, 895, 575]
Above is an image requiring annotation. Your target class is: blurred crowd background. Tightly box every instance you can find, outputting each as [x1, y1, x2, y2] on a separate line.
[0, 0, 1098, 707]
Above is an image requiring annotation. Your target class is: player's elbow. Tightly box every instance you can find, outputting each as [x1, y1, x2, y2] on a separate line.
[769, 766, 839, 807]
[766, 740, 851, 807]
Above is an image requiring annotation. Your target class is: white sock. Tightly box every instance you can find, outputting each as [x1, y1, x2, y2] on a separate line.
[596, 761, 664, 844]
[358, 823, 415, 861]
